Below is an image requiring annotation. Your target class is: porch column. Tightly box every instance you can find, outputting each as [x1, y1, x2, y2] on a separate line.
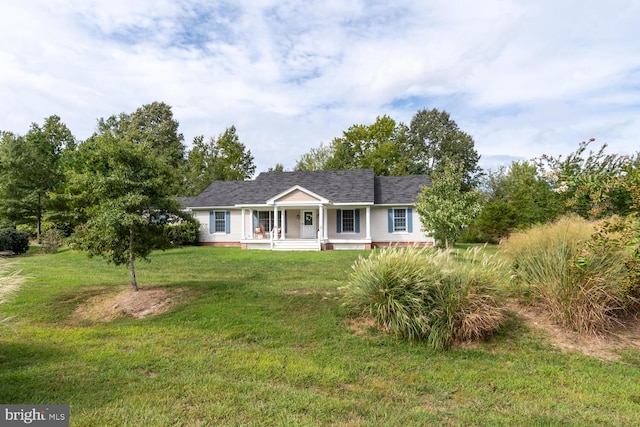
[318, 205, 324, 240]
[281, 209, 285, 240]
[366, 206, 371, 240]
[241, 208, 246, 239]
[274, 205, 279, 240]
[323, 206, 328, 240]
[250, 209, 254, 239]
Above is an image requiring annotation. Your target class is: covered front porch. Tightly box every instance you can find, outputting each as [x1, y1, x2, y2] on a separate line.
[237, 186, 373, 251]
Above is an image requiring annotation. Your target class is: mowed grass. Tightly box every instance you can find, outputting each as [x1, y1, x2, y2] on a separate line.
[1, 246, 640, 426]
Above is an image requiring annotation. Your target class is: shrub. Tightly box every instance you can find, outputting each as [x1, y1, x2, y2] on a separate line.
[0, 228, 30, 255]
[503, 216, 631, 335]
[343, 246, 506, 348]
[41, 229, 65, 254]
[164, 220, 199, 246]
[477, 201, 519, 243]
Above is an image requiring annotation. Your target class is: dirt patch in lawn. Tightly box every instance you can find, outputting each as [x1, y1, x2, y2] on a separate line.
[507, 301, 640, 361]
[72, 286, 185, 322]
[345, 317, 377, 336]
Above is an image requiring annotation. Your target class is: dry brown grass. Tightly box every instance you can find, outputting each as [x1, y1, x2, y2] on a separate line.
[503, 216, 631, 335]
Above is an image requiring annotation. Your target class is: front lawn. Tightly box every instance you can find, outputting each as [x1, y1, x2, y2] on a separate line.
[1, 246, 640, 426]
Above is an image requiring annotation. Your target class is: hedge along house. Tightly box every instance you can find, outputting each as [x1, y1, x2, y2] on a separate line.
[184, 169, 435, 251]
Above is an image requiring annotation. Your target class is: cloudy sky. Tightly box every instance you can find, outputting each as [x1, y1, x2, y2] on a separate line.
[1, 0, 638, 173]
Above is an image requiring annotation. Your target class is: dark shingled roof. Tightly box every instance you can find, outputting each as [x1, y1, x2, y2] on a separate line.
[374, 175, 431, 205]
[187, 169, 430, 208]
[254, 169, 375, 203]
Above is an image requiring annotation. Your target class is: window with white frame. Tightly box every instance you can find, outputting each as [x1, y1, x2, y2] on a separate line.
[213, 211, 226, 233]
[393, 208, 407, 232]
[341, 209, 355, 232]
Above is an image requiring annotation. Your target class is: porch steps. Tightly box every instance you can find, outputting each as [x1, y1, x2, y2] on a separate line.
[272, 239, 320, 251]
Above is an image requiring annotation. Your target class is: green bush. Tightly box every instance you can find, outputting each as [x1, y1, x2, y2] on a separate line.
[41, 229, 65, 254]
[164, 220, 199, 246]
[503, 216, 631, 335]
[0, 228, 30, 255]
[343, 246, 506, 349]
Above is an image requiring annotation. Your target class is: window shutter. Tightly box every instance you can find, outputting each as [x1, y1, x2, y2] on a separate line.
[407, 208, 413, 233]
[355, 209, 360, 233]
[388, 208, 393, 233]
[336, 209, 342, 233]
[225, 210, 231, 234]
[209, 211, 215, 234]
[284, 211, 288, 233]
[253, 211, 258, 228]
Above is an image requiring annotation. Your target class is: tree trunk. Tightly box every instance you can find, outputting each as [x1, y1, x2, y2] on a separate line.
[129, 228, 138, 292]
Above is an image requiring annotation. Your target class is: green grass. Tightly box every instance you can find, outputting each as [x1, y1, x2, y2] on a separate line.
[2, 246, 640, 426]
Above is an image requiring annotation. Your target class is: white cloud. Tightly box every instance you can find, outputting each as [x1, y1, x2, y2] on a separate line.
[0, 0, 638, 175]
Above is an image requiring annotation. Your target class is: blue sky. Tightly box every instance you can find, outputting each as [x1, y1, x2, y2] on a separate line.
[1, 0, 639, 173]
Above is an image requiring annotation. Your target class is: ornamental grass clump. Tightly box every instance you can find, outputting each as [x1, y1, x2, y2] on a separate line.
[0, 259, 23, 324]
[426, 246, 507, 349]
[503, 216, 631, 335]
[343, 246, 506, 349]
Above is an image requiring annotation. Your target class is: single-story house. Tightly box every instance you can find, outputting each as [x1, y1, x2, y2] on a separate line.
[184, 169, 435, 250]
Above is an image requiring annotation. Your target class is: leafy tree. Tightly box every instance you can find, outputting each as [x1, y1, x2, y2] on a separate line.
[294, 142, 333, 171]
[68, 119, 190, 292]
[464, 161, 561, 243]
[499, 161, 561, 226]
[415, 162, 481, 248]
[408, 108, 481, 190]
[210, 126, 255, 181]
[182, 135, 216, 196]
[535, 140, 633, 219]
[324, 115, 410, 176]
[182, 126, 255, 195]
[0, 116, 76, 242]
[267, 163, 285, 172]
[95, 101, 186, 195]
[295, 109, 479, 181]
[295, 116, 411, 175]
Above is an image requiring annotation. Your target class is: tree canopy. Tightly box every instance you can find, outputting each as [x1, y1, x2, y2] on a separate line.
[535, 140, 635, 219]
[294, 108, 480, 184]
[415, 161, 481, 248]
[407, 108, 481, 190]
[0, 116, 76, 241]
[182, 126, 255, 196]
[68, 111, 190, 291]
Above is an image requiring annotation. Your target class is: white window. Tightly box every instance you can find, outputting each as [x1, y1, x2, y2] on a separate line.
[213, 211, 226, 233]
[342, 209, 355, 233]
[393, 208, 407, 232]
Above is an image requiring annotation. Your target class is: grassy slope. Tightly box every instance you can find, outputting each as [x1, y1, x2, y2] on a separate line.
[1, 246, 639, 426]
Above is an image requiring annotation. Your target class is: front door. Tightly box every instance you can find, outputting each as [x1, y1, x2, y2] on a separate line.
[301, 210, 315, 238]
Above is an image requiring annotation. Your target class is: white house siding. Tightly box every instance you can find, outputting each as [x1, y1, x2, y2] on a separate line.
[193, 209, 243, 245]
[370, 206, 433, 245]
[326, 208, 367, 240]
[282, 209, 301, 239]
[192, 206, 433, 248]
